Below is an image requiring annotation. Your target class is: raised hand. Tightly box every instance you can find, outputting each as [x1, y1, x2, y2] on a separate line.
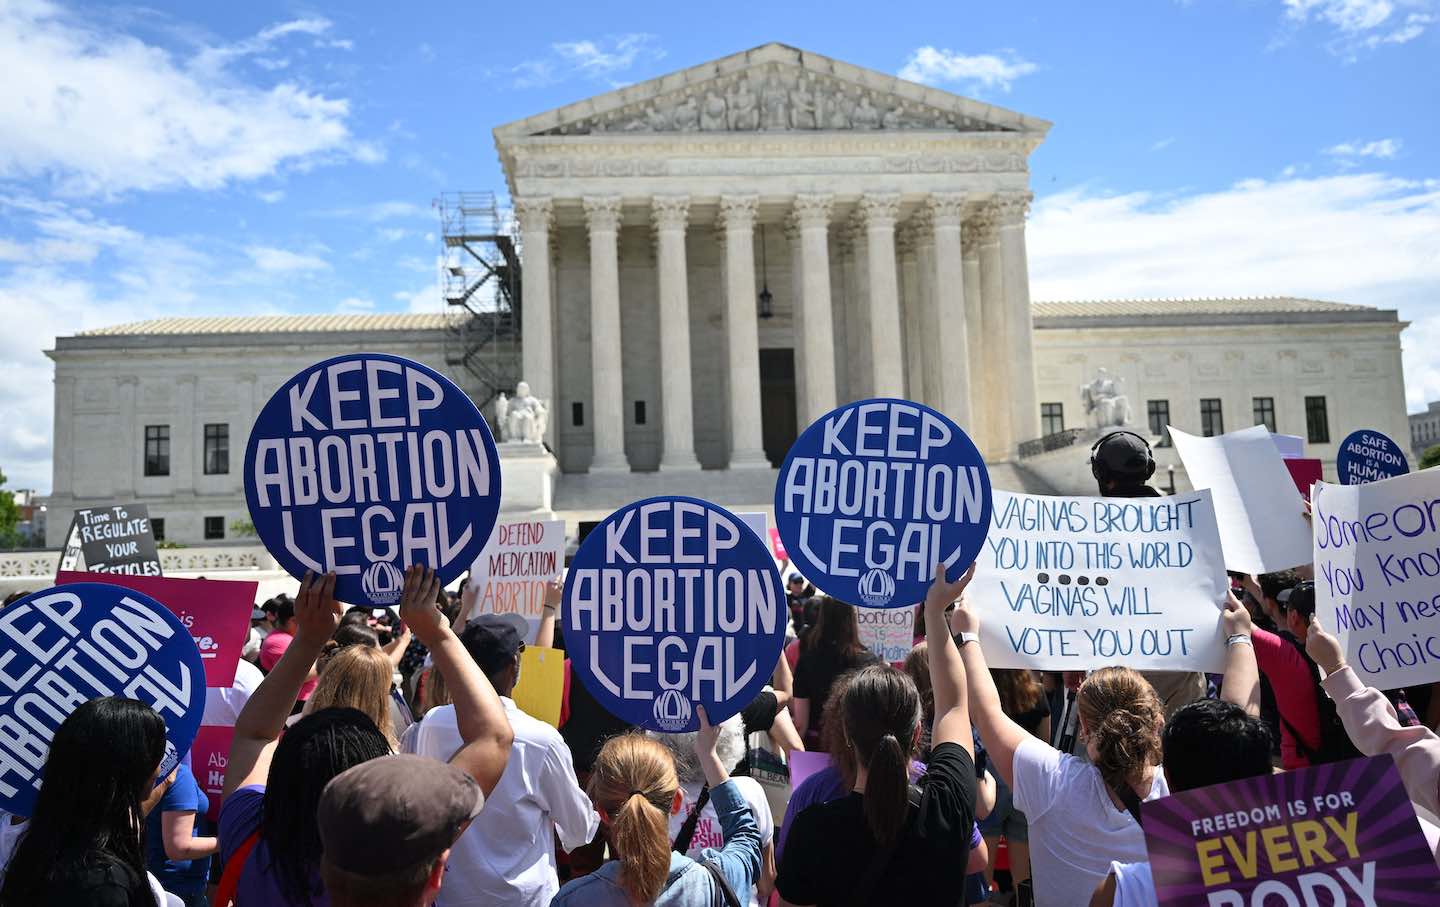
[1306, 616, 1346, 676]
[294, 571, 340, 646]
[936, 561, 979, 635]
[1222, 589, 1253, 638]
[399, 565, 446, 647]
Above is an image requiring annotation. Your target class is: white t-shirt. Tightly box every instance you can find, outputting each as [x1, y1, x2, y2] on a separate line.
[1011, 736, 1167, 907]
[202, 659, 265, 727]
[1110, 860, 1157, 907]
[668, 777, 775, 907]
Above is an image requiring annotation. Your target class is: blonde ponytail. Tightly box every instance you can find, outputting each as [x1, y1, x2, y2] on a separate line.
[589, 735, 680, 903]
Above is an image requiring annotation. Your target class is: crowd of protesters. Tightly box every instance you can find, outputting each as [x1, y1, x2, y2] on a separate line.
[4, 430, 1440, 907]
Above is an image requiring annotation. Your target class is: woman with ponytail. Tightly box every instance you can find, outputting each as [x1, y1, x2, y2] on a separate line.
[552, 706, 761, 906]
[776, 564, 980, 906]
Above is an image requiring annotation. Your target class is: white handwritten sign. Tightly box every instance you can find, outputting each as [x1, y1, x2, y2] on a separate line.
[469, 519, 565, 643]
[1313, 471, 1440, 690]
[969, 490, 1228, 672]
[857, 606, 915, 663]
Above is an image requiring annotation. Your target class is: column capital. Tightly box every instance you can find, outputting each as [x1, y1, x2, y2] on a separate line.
[927, 191, 967, 227]
[909, 209, 936, 248]
[960, 221, 982, 257]
[513, 196, 554, 232]
[792, 192, 833, 229]
[783, 212, 803, 243]
[582, 195, 623, 232]
[718, 194, 759, 231]
[992, 191, 1033, 227]
[895, 222, 919, 258]
[970, 207, 1002, 246]
[858, 192, 901, 229]
[650, 195, 690, 232]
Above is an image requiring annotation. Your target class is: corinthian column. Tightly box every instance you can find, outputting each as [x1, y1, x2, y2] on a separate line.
[961, 223, 988, 449]
[583, 196, 629, 473]
[929, 192, 972, 428]
[860, 192, 904, 398]
[996, 191, 1040, 444]
[975, 207, 1012, 458]
[651, 196, 700, 471]
[514, 197, 556, 445]
[794, 193, 836, 421]
[718, 195, 769, 468]
[896, 222, 924, 401]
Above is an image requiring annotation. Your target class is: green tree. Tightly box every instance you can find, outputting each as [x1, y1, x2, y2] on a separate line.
[1421, 445, 1440, 471]
[0, 470, 19, 549]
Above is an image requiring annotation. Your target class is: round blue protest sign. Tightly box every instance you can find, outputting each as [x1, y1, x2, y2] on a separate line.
[564, 496, 786, 733]
[0, 583, 206, 816]
[1337, 429, 1410, 486]
[775, 398, 992, 609]
[244, 353, 500, 607]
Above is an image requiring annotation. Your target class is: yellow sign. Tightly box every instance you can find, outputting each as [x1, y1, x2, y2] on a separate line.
[512, 645, 565, 727]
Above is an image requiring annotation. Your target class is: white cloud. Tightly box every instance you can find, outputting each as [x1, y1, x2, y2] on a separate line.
[316, 200, 429, 222]
[336, 296, 375, 312]
[0, 2, 367, 196]
[257, 189, 285, 203]
[1027, 171, 1440, 411]
[1325, 138, 1402, 159]
[898, 47, 1038, 92]
[508, 33, 663, 89]
[1151, 137, 1176, 152]
[246, 245, 329, 272]
[1280, 0, 1434, 54]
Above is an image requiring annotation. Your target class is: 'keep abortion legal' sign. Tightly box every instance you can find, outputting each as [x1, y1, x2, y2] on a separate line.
[564, 497, 786, 732]
[245, 354, 501, 607]
[968, 490, 1229, 672]
[1144, 754, 1440, 905]
[0, 583, 206, 816]
[1337, 429, 1410, 486]
[775, 399, 992, 610]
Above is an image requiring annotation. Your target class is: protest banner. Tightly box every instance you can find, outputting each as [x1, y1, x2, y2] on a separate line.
[468, 519, 565, 643]
[1283, 458, 1324, 502]
[244, 353, 501, 607]
[511, 646, 565, 728]
[768, 527, 787, 563]
[775, 398, 991, 610]
[1337, 429, 1410, 486]
[189, 724, 234, 823]
[0, 583, 206, 816]
[857, 606, 915, 663]
[1312, 471, 1440, 689]
[55, 571, 253, 688]
[1144, 754, 1440, 905]
[968, 490, 1228, 671]
[1171, 425, 1312, 574]
[54, 503, 162, 576]
[1271, 433, 1305, 460]
[564, 496, 785, 732]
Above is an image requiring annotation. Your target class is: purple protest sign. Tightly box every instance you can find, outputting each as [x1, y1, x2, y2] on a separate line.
[1145, 754, 1440, 905]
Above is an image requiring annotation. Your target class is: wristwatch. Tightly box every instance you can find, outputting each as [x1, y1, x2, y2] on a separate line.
[957, 631, 980, 647]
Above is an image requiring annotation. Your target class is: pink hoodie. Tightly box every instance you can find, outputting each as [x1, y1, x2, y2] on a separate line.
[1322, 665, 1440, 866]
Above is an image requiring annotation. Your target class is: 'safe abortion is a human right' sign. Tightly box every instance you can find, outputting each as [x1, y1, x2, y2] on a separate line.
[564, 497, 785, 732]
[245, 354, 500, 607]
[775, 399, 991, 609]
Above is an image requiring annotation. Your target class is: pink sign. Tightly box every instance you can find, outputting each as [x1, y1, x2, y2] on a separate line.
[190, 725, 235, 823]
[56, 572, 254, 687]
[769, 527, 788, 562]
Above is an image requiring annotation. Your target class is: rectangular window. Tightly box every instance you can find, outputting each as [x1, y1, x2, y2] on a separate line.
[151, 518, 165, 542]
[204, 516, 224, 540]
[1147, 400, 1171, 445]
[144, 425, 170, 476]
[634, 400, 647, 425]
[1040, 402, 1064, 436]
[1200, 399, 1224, 437]
[1252, 397, 1276, 433]
[203, 423, 229, 475]
[1306, 396, 1330, 444]
[572, 402, 584, 427]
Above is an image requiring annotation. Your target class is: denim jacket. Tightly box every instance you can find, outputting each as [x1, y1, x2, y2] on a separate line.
[551, 779, 761, 906]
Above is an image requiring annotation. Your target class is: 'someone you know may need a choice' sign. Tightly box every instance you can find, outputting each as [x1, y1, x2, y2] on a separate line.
[245, 353, 501, 607]
[775, 399, 992, 609]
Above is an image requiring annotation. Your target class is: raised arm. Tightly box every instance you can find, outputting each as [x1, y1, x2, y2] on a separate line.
[1219, 591, 1260, 716]
[384, 620, 413, 670]
[534, 577, 562, 649]
[925, 562, 975, 756]
[450, 576, 480, 632]
[226, 571, 339, 798]
[771, 650, 794, 708]
[693, 706, 762, 898]
[401, 565, 515, 796]
[949, 572, 1034, 788]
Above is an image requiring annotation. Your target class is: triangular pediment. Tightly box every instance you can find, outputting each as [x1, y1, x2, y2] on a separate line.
[493, 43, 1051, 140]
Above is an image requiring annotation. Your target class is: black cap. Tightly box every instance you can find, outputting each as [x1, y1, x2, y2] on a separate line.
[460, 614, 527, 674]
[1279, 581, 1316, 620]
[1093, 431, 1153, 480]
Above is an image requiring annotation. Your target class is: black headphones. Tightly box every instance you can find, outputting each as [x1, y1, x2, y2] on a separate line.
[1089, 430, 1156, 482]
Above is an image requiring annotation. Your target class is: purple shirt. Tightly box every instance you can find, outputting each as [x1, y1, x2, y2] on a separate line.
[219, 785, 328, 907]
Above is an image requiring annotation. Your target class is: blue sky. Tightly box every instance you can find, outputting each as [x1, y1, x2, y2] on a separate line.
[1, 0, 1437, 492]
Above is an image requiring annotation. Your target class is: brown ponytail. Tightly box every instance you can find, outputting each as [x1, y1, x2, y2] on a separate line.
[1077, 667, 1164, 800]
[588, 734, 679, 903]
[841, 665, 920, 847]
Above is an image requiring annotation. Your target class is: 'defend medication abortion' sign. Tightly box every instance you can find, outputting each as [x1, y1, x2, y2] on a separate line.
[244, 354, 500, 607]
[564, 497, 786, 732]
[0, 583, 206, 816]
[775, 399, 992, 609]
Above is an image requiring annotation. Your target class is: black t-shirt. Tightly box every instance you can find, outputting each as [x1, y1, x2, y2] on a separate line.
[776, 742, 977, 906]
[561, 663, 634, 774]
[793, 647, 882, 740]
[1011, 693, 1051, 736]
[45, 858, 152, 907]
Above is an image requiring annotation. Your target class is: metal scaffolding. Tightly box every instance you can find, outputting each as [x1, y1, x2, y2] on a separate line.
[436, 191, 521, 411]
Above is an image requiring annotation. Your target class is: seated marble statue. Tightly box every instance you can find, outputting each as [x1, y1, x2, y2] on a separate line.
[495, 381, 549, 443]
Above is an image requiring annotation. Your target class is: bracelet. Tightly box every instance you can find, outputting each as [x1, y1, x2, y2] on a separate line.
[1226, 633, 1253, 648]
